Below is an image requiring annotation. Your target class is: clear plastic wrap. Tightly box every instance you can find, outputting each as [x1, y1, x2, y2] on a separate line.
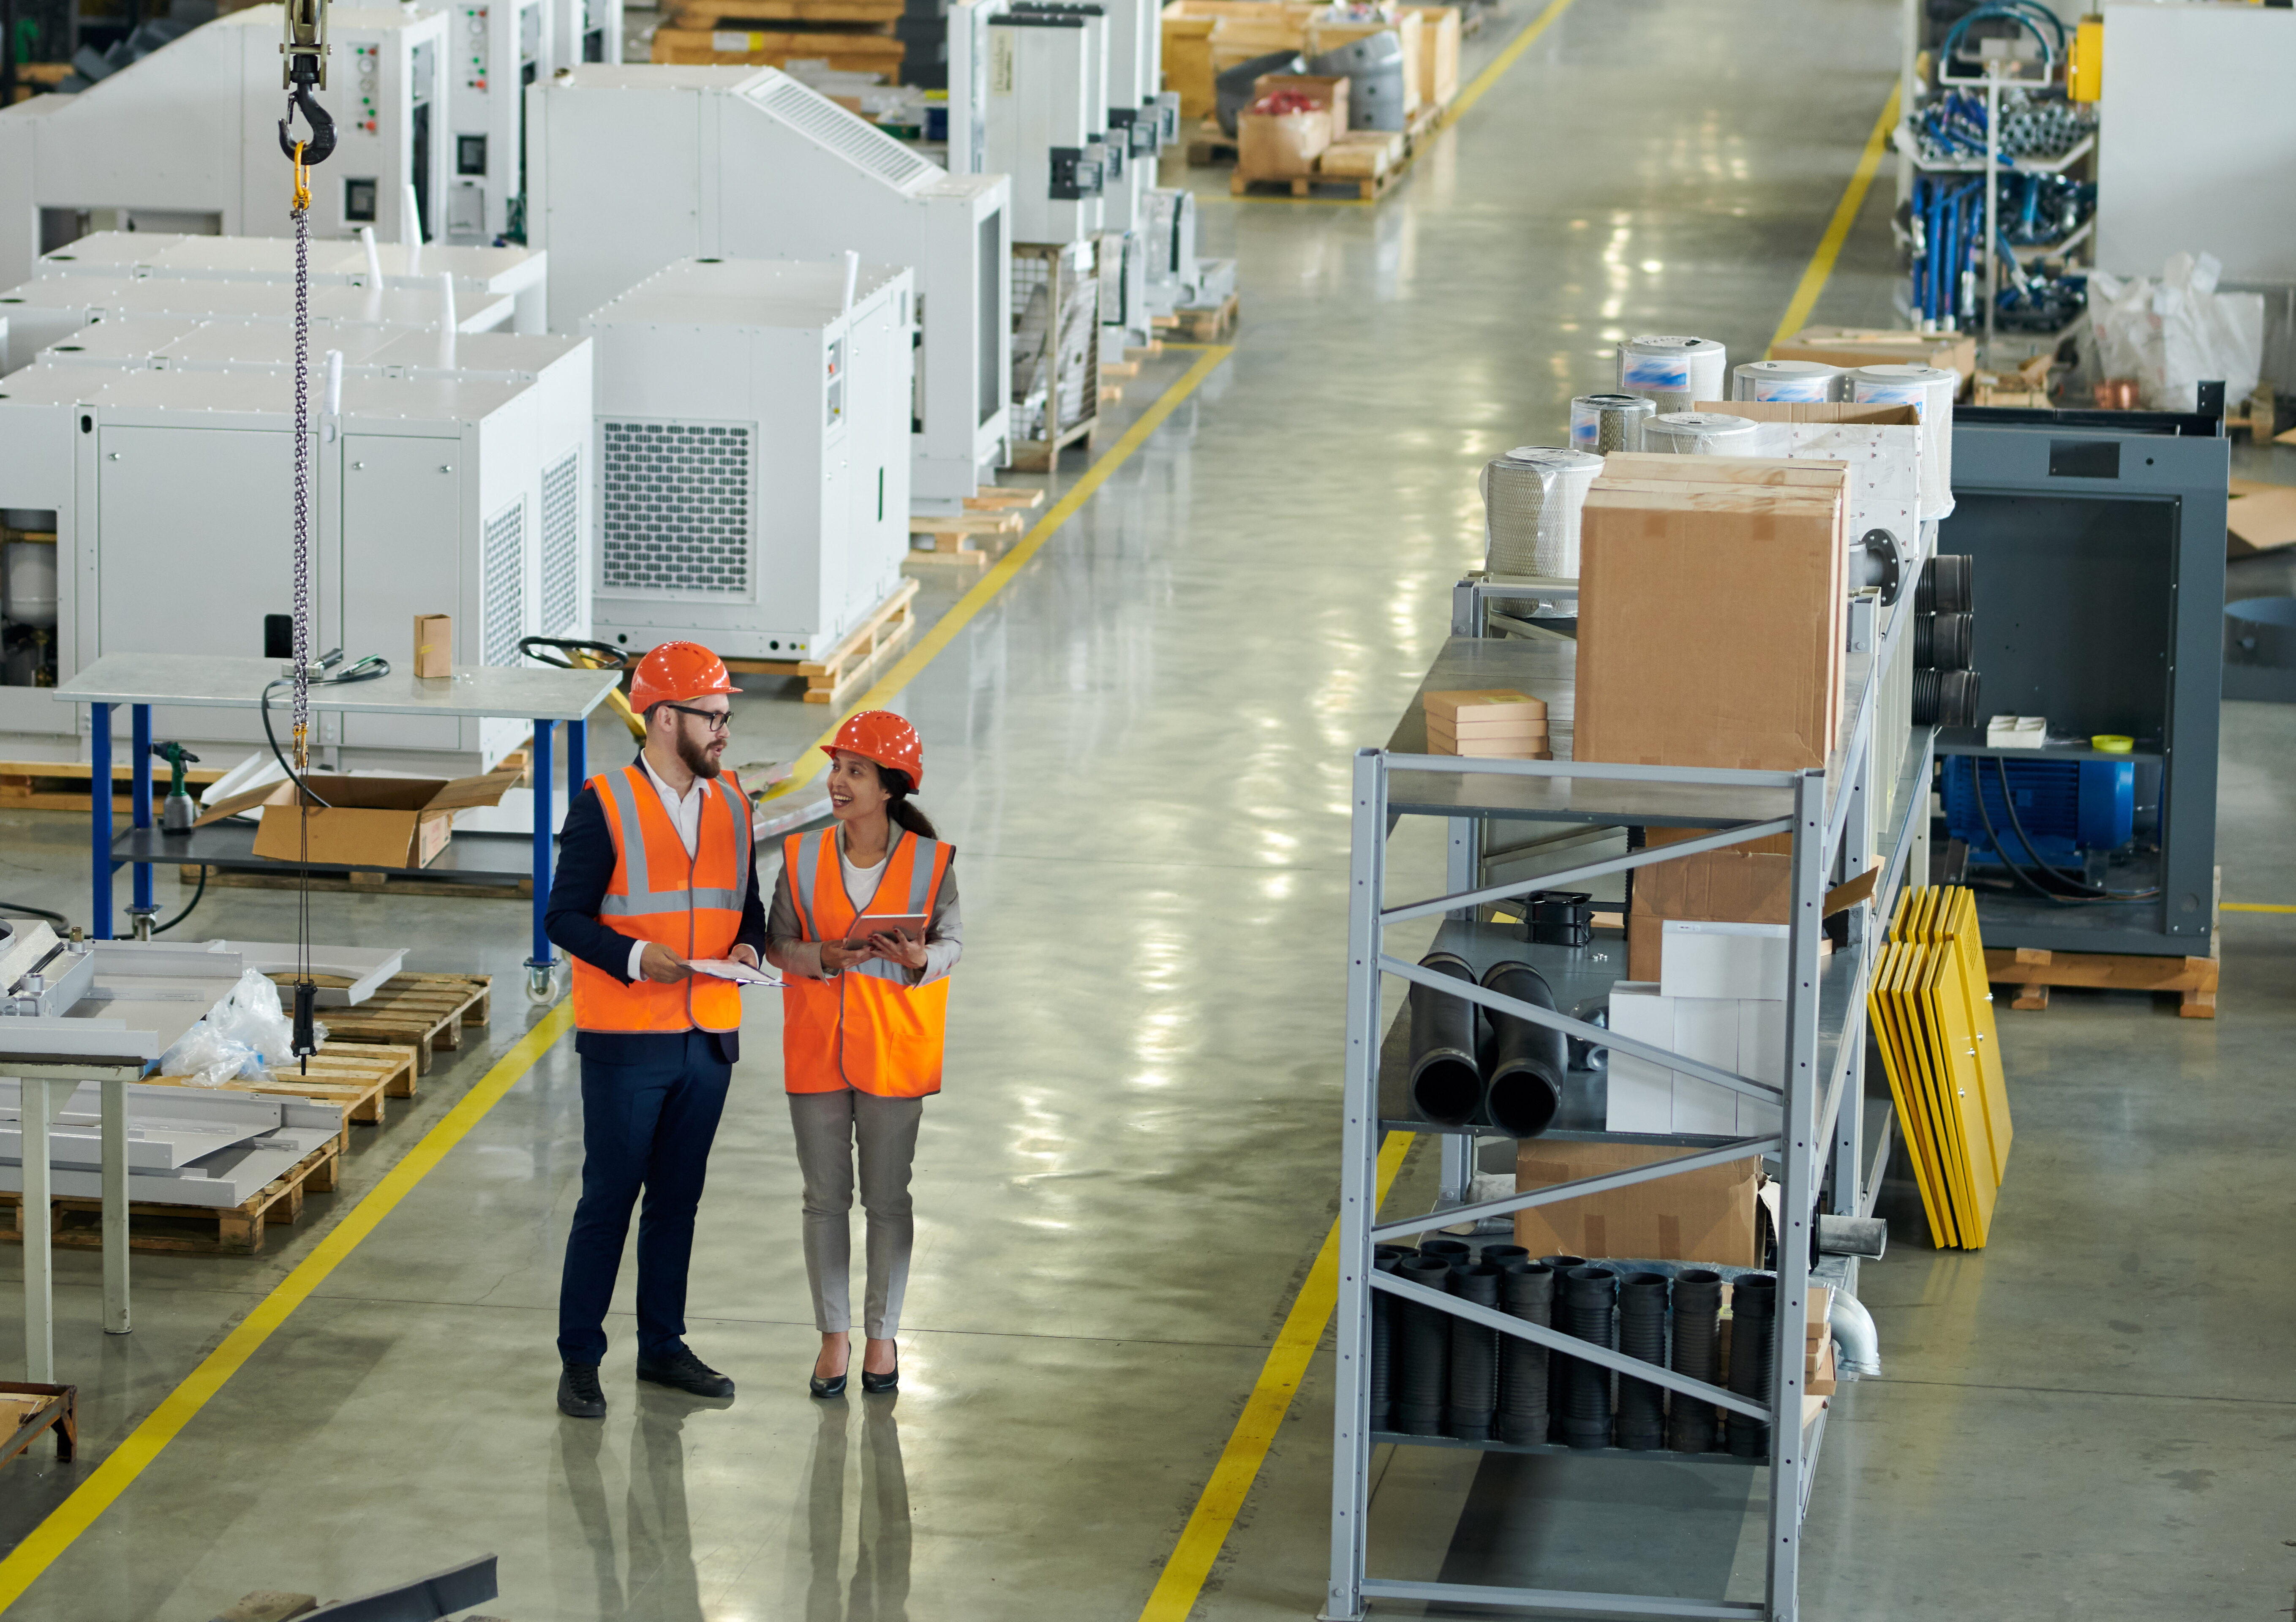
[2081, 251, 2265, 413]
[1732, 359, 1841, 403]
[1641, 412, 1783, 456]
[1481, 447, 1605, 583]
[1849, 364, 1957, 519]
[155, 966, 325, 1086]
[1616, 335, 1727, 416]
[1569, 393, 1656, 455]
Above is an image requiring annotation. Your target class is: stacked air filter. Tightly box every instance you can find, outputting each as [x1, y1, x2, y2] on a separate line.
[1850, 363, 1956, 519]
[1642, 412, 1781, 457]
[1570, 393, 1656, 455]
[1733, 359, 1842, 403]
[1481, 447, 1605, 581]
[1617, 335, 1727, 416]
[1911, 554, 1982, 727]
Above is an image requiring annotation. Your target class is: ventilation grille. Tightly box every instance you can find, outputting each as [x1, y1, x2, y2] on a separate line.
[482, 500, 525, 667]
[600, 420, 753, 597]
[539, 447, 581, 636]
[752, 77, 937, 191]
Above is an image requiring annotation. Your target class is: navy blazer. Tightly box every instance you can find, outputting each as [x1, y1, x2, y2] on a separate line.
[545, 755, 770, 1064]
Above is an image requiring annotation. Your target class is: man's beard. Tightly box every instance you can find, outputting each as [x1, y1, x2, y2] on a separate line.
[676, 730, 722, 780]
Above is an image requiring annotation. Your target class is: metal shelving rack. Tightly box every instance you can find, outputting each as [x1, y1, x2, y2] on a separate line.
[1323, 556, 1935, 1622]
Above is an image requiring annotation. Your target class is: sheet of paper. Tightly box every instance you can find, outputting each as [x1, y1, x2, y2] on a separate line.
[687, 959, 783, 988]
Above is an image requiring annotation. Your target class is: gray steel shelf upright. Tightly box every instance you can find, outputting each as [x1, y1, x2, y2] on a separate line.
[1324, 562, 1933, 1622]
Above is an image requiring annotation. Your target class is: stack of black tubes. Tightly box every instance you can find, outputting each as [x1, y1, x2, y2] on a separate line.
[1911, 554, 1982, 728]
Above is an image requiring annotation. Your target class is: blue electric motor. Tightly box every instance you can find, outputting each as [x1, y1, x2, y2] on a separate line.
[1941, 755, 2135, 870]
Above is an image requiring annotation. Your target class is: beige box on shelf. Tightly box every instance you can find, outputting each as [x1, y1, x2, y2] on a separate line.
[1513, 1139, 1760, 1267]
[1424, 689, 1547, 725]
[413, 613, 453, 680]
[1771, 326, 1977, 383]
[199, 758, 524, 871]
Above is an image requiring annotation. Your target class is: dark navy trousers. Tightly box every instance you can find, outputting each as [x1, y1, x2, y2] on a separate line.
[557, 1028, 733, 1365]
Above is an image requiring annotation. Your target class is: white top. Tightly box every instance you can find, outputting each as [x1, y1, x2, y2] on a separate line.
[841, 849, 890, 912]
[625, 754, 714, 981]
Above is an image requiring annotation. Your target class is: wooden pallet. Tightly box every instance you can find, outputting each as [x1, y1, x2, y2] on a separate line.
[1126, 340, 1163, 361]
[188, 864, 531, 901]
[1231, 162, 1402, 202]
[0, 1383, 75, 1469]
[964, 485, 1045, 513]
[0, 758, 229, 813]
[1185, 117, 1238, 167]
[907, 510, 1021, 567]
[722, 575, 920, 705]
[669, 0, 901, 22]
[649, 25, 905, 68]
[139, 1042, 419, 1139]
[1101, 358, 1141, 379]
[1986, 943, 2219, 1017]
[0, 1139, 339, 1256]
[280, 972, 490, 1074]
[1007, 412, 1098, 474]
[1153, 292, 1241, 343]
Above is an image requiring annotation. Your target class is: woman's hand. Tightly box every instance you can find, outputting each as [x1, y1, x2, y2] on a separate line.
[867, 932, 930, 971]
[820, 940, 871, 973]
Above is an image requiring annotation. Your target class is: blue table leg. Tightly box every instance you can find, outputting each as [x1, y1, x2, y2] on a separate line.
[528, 720, 555, 987]
[131, 706, 153, 931]
[567, 711, 587, 804]
[90, 703, 112, 939]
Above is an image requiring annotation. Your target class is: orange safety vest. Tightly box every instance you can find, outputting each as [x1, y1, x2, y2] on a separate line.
[781, 826, 955, 1098]
[570, 764, 753, 1035]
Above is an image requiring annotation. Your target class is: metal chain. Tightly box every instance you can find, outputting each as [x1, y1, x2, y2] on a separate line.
[291, 147, 314, 990]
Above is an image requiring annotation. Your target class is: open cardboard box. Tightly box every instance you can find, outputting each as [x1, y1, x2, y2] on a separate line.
[196, 760, 524, 870]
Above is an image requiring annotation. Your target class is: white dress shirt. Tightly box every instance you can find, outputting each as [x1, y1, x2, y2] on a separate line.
[624, 753, 711, 982]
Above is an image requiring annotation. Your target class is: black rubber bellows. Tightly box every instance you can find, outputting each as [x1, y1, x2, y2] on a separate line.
[1394, 1253, 1454, 1436]
[1444, 1263, 1505, 1441]
[1370, 1246, 1409, 1431]
[1668, 1269, 1724, 1453]
[1540, 1255, 1585, 1439]
[1408, 953, 1482, 1128]
[1478, 1244, 1530, 1270]
[1559, 1265, 1617, 1450]
[1479, 961, 1565, 1139]
[1417, 1237, 1471, 1267]
[1614, 1272, 1670, 1451]
[1498, 1261, 1553, 1445]
[1727, 1273, 1778, 1458]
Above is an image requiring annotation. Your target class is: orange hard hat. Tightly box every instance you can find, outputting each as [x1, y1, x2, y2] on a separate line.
[629, 641, 735, 713]
[825, 709, 924, 788]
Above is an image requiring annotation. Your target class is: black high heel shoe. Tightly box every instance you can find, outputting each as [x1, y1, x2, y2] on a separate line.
[810, 1350, 849, 1398]
[861, 1358, 899, 1395]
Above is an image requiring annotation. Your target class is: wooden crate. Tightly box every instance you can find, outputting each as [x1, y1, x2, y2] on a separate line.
[0, 1384, 76, 1469]
[0, 1139, 340, 1257]
[964, 485, 1045, 513]
[1153, 291, 1241, 341]
[0, 758, 229, 814]
[139, 1042, 420, 1139]
[722, 576, 920, 704]
[1402, 4, 1460, 111]
[1160, 0, 1320, 120]
[650, 25, 906, 71]
[908, 510, 1023, 567]
[281, 972, 491, 1074]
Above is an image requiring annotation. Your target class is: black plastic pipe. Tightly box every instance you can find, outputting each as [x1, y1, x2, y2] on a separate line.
[1478, 1244, 1530, 1270]
[1394, 1253, 1454, 1436]
[1408, 953, 1483, 1128]
[1559, 1265, 1617, 1450]
[1498, 1261, 1553, 1445]
[1540, 1255, 1586, 1440]
[1417, 1237, 1471, 1268]
[1668, 1268, 1724, 1453]
[1444, 1263, 1505, 1442]
[1614, 1272, 1670, 1450]
[1370, 1248, 1406, 1431]
[1479, 961, 1566, 1139]
[1727, 1273, 1777, 1458]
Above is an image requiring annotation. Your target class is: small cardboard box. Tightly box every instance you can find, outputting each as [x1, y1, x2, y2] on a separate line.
[1252, 71, 1348, 129]
[1772, 325, 1977, 383]
[1424, 689, 1546, 725]
[1238, 106, 1332, 174]
[199, 761, 522, 870]
[413, 613, 453, 679]
[1512, 1139, 1760, 1266]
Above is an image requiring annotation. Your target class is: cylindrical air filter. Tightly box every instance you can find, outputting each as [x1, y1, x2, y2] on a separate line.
[1560, 1265, 1617, 1450]
[1408, 953, 1482, 1128]
[1643, 412, 1781, 457]
[1850, 363, 1957, 519]
[1481, 447, 1605, 581]
[1371, 1247, 1408, 1431]
[1478, 961, 1565, 1139]
[1617, 335, 1728, 416]
[1394, 1253, 1455, 1436]
[1445, 1262, 1505, 1442]
[1569, 392, 1656, 456]
[1614, 1272, 1670, 1451]
[1498, 1261, 1554, 1445]
[1726, 1273, 1778, 1458]
[1668, 1268, 1724, 1453]
[1734, 358, 1842, 403]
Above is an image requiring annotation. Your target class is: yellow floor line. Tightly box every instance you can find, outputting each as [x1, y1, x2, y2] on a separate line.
[2223, 902, 2296, 913]
[0, 1002, 576, 1609]
[764, 344, 1235, 801]
[1765, 85, 1904, 354]
[1134, 1131, 1414, 1622]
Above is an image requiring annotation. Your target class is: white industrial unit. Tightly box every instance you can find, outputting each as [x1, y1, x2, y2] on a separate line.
[1143, 185, 1232, 316]
[0, 346, 591, 768]
[529, 66, 1012, 513]
[0, 6, 451, 287]
[422, 0, 553, 244]
[582, 258, 912, 663]
[984, 12, 1106, 246]
[552, 0, 624, 66]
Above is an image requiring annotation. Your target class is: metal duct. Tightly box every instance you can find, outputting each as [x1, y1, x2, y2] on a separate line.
[1408, 952, 1482, 1128]
[1830, 1289, 1882, 1378]
[1479, 960, 1565, 1139]
[1371, 1246, 1411, 1429]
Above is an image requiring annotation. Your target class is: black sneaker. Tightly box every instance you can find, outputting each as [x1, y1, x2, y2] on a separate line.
[558, 1361, 607, 1419]
[636, 1347, 736, 1399]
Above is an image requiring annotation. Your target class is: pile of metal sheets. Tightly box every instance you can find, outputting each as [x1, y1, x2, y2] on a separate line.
[0, 1082, 342, 1209]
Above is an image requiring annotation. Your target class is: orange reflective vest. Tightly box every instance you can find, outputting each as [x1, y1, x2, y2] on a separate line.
[570, 764, 753, 1035]
[781, 827, 954, 1098]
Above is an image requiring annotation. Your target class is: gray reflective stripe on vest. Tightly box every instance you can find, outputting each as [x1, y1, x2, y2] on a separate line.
[720, 778, 754, 891]
[597, 769, 652, 917]
[904, 835, 940, 914]
[849, 955, 912, 984]
[791, 829, 829, 939]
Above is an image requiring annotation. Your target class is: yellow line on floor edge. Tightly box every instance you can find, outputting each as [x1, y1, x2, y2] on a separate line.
[765, 344, 1235, 801]
[2224, 901, 2296, 913]
[1765, 85, 1903, 355]
[1135, 1131, 1414, 1622]
[0, 1002, 575, 1609]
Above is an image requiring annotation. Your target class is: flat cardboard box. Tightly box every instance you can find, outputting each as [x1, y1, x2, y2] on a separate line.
[1424, 689, 1546, 724]
[1575, 483, 1844, 772]
[1771, 326, 1976, 382]
[2226, 484, 2296, 556]
[1514, 1138, 1759, 1266]
[200, 761, 522, 870]
[1321, 131, 1402, 177]
[413, 613, 453, 680]
[1252, 71, 1348, 130]
[1427, 714, 1547, 744]
[1807, 1333, 1838, 1396]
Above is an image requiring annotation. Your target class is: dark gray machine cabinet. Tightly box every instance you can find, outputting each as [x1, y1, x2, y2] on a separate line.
[1943, 413, 2227, 957]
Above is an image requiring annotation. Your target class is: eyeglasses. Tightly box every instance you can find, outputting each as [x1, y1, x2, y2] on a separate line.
[659, 702, 732, 733]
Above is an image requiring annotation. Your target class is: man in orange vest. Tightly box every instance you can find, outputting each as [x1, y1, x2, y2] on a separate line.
[544, 640, 765, 1418]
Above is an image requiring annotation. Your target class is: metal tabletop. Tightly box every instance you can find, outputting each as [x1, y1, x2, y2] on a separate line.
[54, 654, 618, 722]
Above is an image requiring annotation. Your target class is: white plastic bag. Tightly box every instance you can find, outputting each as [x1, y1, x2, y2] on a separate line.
[153, 1021, 262, 1088]
[2082, 252, 2265, 412]
[155, 967, 326, 1086]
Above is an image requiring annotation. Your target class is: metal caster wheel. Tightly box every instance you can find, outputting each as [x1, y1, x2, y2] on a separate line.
[526, 962, 563, 1004]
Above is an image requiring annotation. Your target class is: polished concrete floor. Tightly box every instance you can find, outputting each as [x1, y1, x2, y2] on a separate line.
[4, 0, 2295, 1617]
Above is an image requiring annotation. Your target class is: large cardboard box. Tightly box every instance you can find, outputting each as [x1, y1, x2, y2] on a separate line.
[1238, 105, 1331, 174]
[1574, 476, 1846, 772]
[1513, 1139, 1760, 1266]
[1160, 11, 1219, 120]
[1771, 326, 1977, 384]
[1401, 3, 1460, 108]
[199, 761, 523, 870]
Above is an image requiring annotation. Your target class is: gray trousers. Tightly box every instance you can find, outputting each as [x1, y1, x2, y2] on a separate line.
[789, 1088, 925, 1339]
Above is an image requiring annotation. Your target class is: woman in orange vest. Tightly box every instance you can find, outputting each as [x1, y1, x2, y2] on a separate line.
[767, 710, 960, 1397]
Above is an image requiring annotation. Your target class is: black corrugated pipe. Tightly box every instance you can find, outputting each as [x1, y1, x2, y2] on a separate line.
[1394, 1253, 1454, 1436]
[1478, 961, 1566, 1139]
[1614, 1272, 1670, 1450]
[1417, 1238, 1471, 1268]
[1370, 1248, 1408, 1431]
[1408, 953, 1483, 1128]
[1444, 1263, 1505, 1441]
[1559, 1265, 1617, 1450]
[1726, 1273, 1778, 1458]
[1478, 1244, 1529, 1270]
[1498, 1261, 1553, 1445]
[1540, 1255, 1586, 1439]
[1667, 1268, 1724, 1453]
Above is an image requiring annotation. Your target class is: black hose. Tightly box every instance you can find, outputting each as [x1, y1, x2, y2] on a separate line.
[1668, 1269, 1724, 1453]
[1559, 1265, 1617, 1450]
[259, 654, 392, 810]
[1539, 1255, 1585, 1439]
[1371, 1248, 1406, 1431]
[0, 901, 68, 925]
[1444, 1263, 1505, 1441]
[1394, 1254, 1454, 1436]
[1614, 1272, 1670, 1450]
[1498, 1261, 1553, 1445]
[149, 865, 208, 934]
[1479, 961, 1565, 1139]
[1408, 953, 1482, 1127]
[1727, 1274, 1778, 1458]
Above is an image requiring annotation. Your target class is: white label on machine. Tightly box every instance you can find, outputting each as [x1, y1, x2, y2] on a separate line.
[990, 27, 1015, 95]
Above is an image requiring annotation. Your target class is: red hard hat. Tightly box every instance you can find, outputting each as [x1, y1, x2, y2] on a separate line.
[825, 709, 924, 788]
[629, 641, 735, 713]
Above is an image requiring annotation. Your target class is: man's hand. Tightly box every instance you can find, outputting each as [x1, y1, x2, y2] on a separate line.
[638, 942, 691, 983]
[730, 944, 760, 969]
[820, 940, 870, 973]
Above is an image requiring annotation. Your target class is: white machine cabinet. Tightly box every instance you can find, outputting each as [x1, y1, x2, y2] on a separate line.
[582, 257, 912, 662]
[529, 66, 1011, 513]
[422, 0, 554, 245]
[984, 13, 1106, 246]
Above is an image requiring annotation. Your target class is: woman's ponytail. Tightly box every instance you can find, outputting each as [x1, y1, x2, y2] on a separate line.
[880, 767, 938, 840]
